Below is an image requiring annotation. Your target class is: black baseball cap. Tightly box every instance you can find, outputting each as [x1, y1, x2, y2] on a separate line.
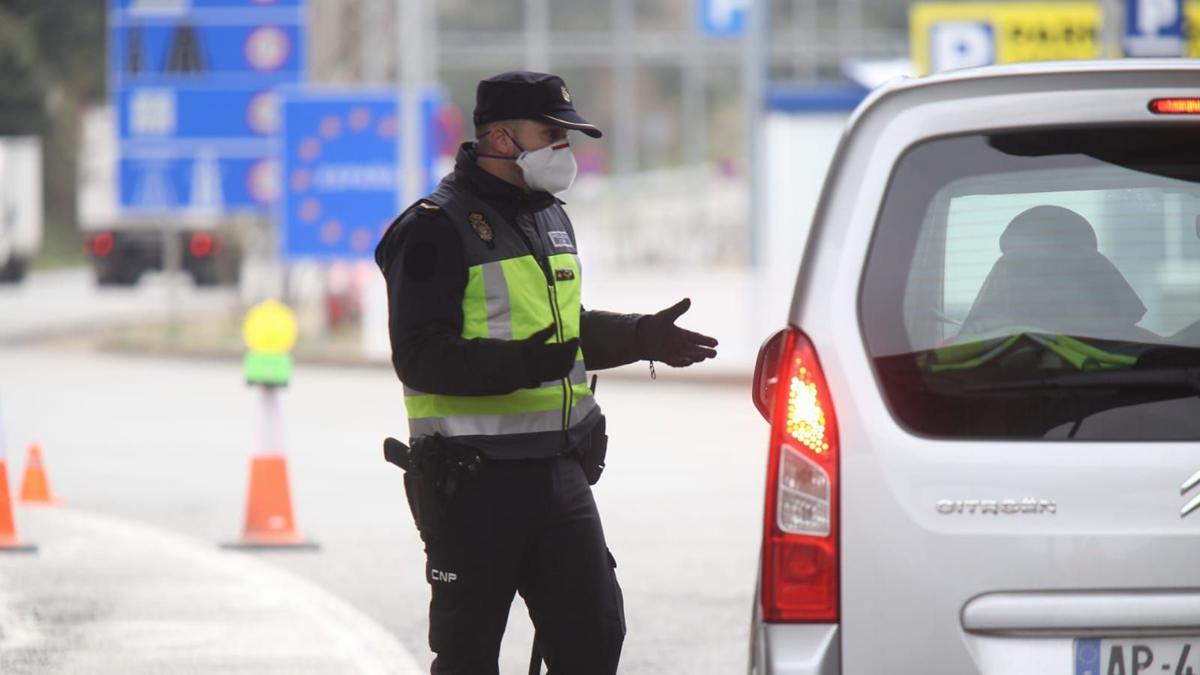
[474, 71, 603, 139]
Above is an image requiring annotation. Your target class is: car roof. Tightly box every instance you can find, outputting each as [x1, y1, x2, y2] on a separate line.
[904, 58, 1198, 86]
[849, 59, 1200, 129]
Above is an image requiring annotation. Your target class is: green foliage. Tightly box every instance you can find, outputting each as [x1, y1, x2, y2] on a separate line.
[0, 0, 105, 267]
[0, 6, 48, 135]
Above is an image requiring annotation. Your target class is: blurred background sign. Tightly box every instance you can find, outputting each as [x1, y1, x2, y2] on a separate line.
[699, 0, 748, 37]
[110, 0, 308, 215]
[913, 1, 1200, 74]
[1124, 0, 1186, 56]
[277, 88, 445, 261]
[911, 3, 1102, 75]
[118, 151, 278, 214]
[110, 23, 304, 81]
[116, 0, 304, 11]
[928, 21, 996, 72]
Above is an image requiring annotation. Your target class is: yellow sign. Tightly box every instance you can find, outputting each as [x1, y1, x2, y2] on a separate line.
[911, 2, 1200, 75]
[243, 300, 298, 354]
[1189, 3, 1200, 57]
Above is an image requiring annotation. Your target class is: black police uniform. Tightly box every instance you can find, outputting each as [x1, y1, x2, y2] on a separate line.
[375, 71, 718, 675]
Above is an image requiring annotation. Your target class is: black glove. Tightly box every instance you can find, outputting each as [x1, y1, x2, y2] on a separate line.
[636, 298, 718, 367]
[520, 324, 580, 385]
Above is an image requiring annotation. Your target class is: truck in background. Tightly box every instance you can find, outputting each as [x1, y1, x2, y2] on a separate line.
[77, 106, 241, 287]
[0, 136, 43, 283]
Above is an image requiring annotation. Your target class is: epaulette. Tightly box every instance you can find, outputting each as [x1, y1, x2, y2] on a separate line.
[416, 202, 442, 217]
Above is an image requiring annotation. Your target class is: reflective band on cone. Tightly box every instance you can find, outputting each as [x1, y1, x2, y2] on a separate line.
[19, 443, 59, 507]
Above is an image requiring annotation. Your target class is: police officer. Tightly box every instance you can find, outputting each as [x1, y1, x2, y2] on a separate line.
[375, 71, 718, 675]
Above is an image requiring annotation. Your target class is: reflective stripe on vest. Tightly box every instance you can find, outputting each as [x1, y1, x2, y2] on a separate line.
[403, 247, 593, 439]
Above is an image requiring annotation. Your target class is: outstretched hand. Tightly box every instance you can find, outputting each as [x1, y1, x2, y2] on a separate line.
[636, 298, 718, 368]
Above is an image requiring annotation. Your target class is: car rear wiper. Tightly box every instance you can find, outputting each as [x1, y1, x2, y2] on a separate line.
[965, 367, 1200, 395]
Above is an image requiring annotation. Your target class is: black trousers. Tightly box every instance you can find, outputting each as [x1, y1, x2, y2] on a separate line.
[416, 454, 625, 675]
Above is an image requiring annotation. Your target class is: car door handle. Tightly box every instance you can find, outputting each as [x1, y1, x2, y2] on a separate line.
[962, 591, 1200, 636]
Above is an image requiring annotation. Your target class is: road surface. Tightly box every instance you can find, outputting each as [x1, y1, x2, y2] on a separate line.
[0, 343, 766, 673]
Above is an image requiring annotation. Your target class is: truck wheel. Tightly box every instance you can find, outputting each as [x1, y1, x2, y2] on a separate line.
[190, 253, 241, 287]
[0, 256, 27, 283]
[95, 261, 141, 286]
[191, 268, 220, 287]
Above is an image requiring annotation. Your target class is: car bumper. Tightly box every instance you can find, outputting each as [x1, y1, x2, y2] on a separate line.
[752, 623, 839, 675]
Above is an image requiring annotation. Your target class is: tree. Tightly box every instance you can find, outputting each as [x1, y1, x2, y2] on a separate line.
[0, 0, 105, 265]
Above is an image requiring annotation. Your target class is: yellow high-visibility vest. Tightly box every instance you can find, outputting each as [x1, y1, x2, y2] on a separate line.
[399, 180, 598, 445]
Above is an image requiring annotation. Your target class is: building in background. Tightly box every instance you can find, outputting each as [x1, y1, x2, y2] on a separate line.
[299, 0, 916, 272]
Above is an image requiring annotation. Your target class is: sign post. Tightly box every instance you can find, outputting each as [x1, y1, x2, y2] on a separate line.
[277, 87, 446, 361]
[223, 299, 317, 550]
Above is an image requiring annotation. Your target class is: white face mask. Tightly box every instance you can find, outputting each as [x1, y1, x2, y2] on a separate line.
[515, 141, 578, 194]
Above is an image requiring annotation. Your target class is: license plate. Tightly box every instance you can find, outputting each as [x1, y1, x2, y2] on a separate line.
[1075, 638, 1200, 675]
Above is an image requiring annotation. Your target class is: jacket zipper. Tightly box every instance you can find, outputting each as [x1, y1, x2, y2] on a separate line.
[513, 214, 572, 432]
[544, 280, 570, 429]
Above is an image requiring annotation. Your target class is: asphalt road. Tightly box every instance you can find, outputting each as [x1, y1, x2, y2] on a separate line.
[0, 342, 766, 673]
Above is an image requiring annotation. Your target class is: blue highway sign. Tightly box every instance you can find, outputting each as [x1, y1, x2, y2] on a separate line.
[117, 86, 281, 144]
[109, 0, 306, 215]
[111, 22, 303, 84]
[119, 154, 278, 215]
[114, 0, 304, 11]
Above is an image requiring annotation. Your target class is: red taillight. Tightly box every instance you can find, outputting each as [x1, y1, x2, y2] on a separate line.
[90, 232, 114, 257]
[757, 328, 839, 623]
[189, 232, 220, 257]
[1149, 98, 1200, 115]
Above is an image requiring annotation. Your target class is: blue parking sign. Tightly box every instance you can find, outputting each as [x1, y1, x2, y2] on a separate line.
[278, 88, 443, 261]
[1125, 0, 1185, 56]
[699, 0, 747, 37]
[929, 21, 995, 73]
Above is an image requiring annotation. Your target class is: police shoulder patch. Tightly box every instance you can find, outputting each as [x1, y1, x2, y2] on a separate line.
[468, 212, 495, 243]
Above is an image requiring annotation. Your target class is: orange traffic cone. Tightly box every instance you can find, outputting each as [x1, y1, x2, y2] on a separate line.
[0, 457, 36, 553]
[222, 389, 316, 550]
[19, 443, 59, 507]
[225, 454, 318, 548]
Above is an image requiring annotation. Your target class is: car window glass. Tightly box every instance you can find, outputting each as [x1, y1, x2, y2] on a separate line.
[860, 126, 1200, 439]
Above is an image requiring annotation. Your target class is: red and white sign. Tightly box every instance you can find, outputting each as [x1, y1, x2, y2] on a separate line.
[244, 26, 291, 72]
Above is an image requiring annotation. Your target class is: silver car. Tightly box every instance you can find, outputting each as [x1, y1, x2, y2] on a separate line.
[749, 60, 1200, 675]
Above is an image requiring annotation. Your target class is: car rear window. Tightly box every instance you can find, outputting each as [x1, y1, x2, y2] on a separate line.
[860, 126, 1200, 440]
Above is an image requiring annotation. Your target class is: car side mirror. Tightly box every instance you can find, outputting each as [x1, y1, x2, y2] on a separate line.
[752, 329, 789, 421]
